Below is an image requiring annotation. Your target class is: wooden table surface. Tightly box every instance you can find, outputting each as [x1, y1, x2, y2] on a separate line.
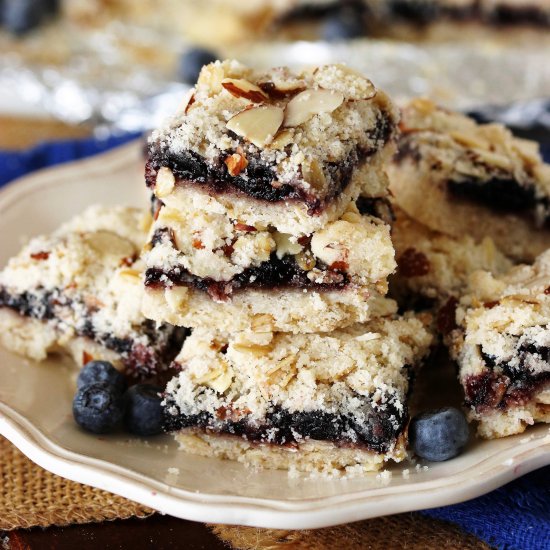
[0, 115, 494, 550]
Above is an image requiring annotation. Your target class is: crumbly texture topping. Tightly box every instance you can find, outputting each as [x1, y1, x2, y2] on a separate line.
[145, 200, 395, 284]
[149, 60, 397, 199]
[450, 249, 550, 433]
[452, 250, 550, 373]
[397, 98, 550, 223]
[391, 207, 513, 303]
[164, 315, 433, 431]
[0, 205, 161, 348]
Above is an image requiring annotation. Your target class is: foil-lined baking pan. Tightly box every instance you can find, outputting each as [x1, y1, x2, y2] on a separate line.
[1, 20, 549, 132]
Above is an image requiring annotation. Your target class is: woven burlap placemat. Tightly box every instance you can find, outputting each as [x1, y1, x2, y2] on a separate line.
[0, 436, 153, 530]
[0, 436, 489, 548]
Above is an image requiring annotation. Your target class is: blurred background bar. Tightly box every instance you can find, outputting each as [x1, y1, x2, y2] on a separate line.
[0, 0, 549, 136]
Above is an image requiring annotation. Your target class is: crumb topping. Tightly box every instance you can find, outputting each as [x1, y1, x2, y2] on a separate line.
[0, 206, 171, 352]
[397, 98, 550, 223]
[164, 315, 433, 428]
[149, 60, 397, 200]
[144, 200, 395, 284]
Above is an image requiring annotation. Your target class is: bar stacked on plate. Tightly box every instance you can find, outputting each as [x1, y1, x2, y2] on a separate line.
[387, 99, 550, 438]
[0, 206, 184, 378]
[144, 60, 433, 475]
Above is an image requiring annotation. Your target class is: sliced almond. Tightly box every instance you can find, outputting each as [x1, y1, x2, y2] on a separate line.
[301, 158, 327, 191]
[225, 153, 248, 176]
[258, 80, 306, 98]
[268, 129, 294, 150]
[222, 78, 268, 103]
[284, 89, 344, 127]
[177, 87, 196, 115]
[197, 63, 225, 94]
[155, 166, 175, 198]
[208, 367, 234, 393]
[257, 68, 306, 98]
[450, 130, 488, 151]
[226, 105, 284, 148]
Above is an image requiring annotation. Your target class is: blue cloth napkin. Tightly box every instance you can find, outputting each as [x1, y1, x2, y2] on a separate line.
[0, 134, 549, 550]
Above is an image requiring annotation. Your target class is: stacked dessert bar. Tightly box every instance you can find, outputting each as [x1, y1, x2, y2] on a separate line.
[146, 60, 433, 475]
[0, 206, 183, 378]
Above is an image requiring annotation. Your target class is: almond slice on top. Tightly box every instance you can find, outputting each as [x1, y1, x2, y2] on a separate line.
[283, 89, 344, 127]
[222, 78, 268, 103]
[226, 106, 284, 148]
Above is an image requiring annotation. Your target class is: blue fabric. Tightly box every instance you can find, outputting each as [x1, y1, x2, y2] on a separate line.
[422, 467, 550, 550]
[0, 133, 549, 550]
[0, 132, 141, 187]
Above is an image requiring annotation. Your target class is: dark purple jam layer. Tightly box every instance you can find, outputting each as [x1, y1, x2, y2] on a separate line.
[0, 287, 185, 378]
[279, 0, 365, 22]
[145, 116, 392, 215]
[146, 226, 350, 300]
[448, 177, 538, 212]
[356, 196, 395, 225]
[388, 1, 549, 27]
[464, 338, 550, 411]
[163, 395, 407, 453]
[395, 140, 548, 223]
[145, 252, 350, 301]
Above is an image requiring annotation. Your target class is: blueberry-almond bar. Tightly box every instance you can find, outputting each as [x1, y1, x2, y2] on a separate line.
[147, 60, 398, 237]
[0, 206, 183, 378]
[450, 249, 550, 438]
[389, 98, 550, 262]
[142, 199, 396, 332]
[163, 314, 433, 475]
[390, 207, 513, 314]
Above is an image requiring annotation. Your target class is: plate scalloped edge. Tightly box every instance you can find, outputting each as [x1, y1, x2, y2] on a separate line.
[0, 142, 549, 529]
[1, 401, 549, 529]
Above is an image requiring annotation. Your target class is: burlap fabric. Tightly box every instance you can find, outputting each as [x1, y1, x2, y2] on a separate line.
[0, 436, 489, 548]
[0, 436, 153, 530]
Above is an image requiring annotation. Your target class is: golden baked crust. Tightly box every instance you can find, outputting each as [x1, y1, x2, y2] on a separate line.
[389, 98, 550, 262]
[450, 249, 550, 438]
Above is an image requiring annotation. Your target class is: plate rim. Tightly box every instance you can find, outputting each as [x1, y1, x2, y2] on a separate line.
[0, 142, 549, 529]
[2, 400, 549, 529]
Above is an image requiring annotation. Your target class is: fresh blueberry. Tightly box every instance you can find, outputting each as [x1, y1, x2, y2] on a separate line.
[410, 407, 470, 462]
[73, 383, 124, 434]
[178, 47, 218, 84]
[124, 384, 163, 436]
[321, 10, 366, 41]
[77, 360, 127, 393]
[2, 0, 47, 35]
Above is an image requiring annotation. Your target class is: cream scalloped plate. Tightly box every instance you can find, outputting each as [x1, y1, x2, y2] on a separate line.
[0, 141, 549, 529]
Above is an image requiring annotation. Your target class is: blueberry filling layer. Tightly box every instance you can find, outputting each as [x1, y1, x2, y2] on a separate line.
[388, 1, 549, 27]
[464, 339, 550, 411]
[145, 251, 350, 301]
[163, 396, 407, 453]
[278, 0, 365, 20]
[146, 118, 392, 215]
[356, 196, 395, 224]
[0, 287, 185, 378]
[447, 177, 538, 213]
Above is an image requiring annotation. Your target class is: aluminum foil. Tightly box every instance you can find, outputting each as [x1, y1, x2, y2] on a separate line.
[1, 22, 549, 133]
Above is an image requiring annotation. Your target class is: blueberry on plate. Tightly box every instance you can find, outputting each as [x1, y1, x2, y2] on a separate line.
[77, 360, 127, 393]
[321, 9, 366, 42]
[410, 407, 470, 462]
[124, 384, 163, 436]
[73, 383, 124, 434]
[178, 47, 218, 84]
[2, 0, 46, 35]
